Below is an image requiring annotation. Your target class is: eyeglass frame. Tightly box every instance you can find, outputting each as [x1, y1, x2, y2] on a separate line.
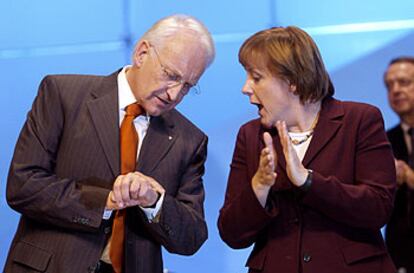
[149, 44, 201, 96]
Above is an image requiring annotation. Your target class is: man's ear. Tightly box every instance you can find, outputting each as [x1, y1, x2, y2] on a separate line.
[132, 40, 151, 67]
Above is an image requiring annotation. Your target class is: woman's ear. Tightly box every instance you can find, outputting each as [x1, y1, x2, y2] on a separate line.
[289, 83, 297, 93]
[132, 40, 150, 67]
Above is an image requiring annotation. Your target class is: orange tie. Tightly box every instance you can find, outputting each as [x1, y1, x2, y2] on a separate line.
[110, 102, 143, 273]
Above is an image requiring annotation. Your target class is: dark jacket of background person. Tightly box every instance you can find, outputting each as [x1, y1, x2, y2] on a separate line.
[386, 124, 414, 272]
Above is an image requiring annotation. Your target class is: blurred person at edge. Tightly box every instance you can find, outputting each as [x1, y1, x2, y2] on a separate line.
[384, 56, 414, 273]
[218, 26, 396, 273]
[4, 14, 214, 273]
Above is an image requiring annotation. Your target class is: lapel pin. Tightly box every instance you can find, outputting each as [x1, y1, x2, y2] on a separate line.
[168, 136, 173, 140]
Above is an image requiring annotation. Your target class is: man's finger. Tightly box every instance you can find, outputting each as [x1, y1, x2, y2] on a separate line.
[129, 179, 141, 200]
[135, 171, 166, 195]
[120, 174, 133, 203]
[112, 175, 124, 207]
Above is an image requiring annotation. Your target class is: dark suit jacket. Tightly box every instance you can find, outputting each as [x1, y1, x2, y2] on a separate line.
[218, 97, 396, 273]
[4, 71, 208, 273]
[386, 124, 414, 272]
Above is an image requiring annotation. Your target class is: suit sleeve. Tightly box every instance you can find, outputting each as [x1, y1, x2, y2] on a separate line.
[217, 126, 279, 249]
[301, 106, 396, 229]
[143, 135, 209, 255]
[6, 76, 109, 231]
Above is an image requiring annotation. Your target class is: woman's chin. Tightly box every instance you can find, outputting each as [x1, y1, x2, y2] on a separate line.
[260, 117, 273, 129]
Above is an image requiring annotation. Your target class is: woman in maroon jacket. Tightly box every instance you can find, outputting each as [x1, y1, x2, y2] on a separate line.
[217, 26, 397, 273]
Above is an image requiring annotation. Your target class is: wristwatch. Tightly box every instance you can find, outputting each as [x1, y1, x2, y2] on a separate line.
[299, 169, 313, 192]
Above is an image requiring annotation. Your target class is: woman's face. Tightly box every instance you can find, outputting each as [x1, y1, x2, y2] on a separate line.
[242, 64, 298, 128]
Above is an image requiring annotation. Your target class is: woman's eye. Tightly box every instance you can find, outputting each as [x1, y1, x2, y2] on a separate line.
[252, 76, 261, 82]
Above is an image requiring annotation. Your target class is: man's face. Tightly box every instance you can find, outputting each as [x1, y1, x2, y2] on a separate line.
[126, 35, 207, 116]
[385, 62, 414, 117]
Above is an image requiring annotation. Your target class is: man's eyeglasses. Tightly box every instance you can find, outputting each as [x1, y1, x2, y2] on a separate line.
[150, 45, 200, 96]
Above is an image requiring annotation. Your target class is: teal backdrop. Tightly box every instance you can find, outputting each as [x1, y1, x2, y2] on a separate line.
[1, 1, 414, 272]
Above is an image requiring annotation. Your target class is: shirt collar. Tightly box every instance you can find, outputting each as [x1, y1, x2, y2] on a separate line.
[117, 66, 150, 121]
[118, 65, 137, 111]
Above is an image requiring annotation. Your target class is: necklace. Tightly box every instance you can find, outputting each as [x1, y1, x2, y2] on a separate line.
[289, 109, 320, 146]
[290, 131, 314, 145]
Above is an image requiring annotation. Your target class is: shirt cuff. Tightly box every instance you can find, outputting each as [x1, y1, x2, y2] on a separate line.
[102, 209, 113, 220]
[140, 192, 165, 222]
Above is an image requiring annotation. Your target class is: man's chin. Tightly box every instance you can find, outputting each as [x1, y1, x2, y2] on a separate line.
[147, 109, 161, 117]
[394, 107, 411, 116]
[145, 105, 171, 117]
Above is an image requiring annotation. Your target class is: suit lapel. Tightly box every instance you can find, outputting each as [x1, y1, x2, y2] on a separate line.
[87, 71, 120, 177]
[138, 111, 177, 174]
[389, 125, 409, 161]
[302, 97, 344, 167]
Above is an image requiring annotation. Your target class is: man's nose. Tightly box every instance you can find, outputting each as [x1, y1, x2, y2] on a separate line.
[166, 84, 183, 102]
[389, 82, 401, 94]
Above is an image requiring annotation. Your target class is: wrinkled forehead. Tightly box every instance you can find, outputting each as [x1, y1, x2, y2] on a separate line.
[161, 35, 207, 66]
[160, 31, 204, 54]
[159, 35, 207, 82]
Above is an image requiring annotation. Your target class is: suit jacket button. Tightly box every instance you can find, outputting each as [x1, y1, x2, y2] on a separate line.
[303, 253, 312, 263]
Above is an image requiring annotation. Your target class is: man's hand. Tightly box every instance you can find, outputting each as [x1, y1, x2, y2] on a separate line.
[395, 159, 407, 185]
[401, 162, 414, 190]
[393, 159, 414, 189]
[106, 172, 165, 210]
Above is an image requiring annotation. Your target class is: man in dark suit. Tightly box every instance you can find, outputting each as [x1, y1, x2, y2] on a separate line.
[385, 57, 414, 273]
[4, 14, 215, 273]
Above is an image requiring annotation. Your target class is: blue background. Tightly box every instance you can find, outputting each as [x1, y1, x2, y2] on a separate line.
[1, 1, 414, 272]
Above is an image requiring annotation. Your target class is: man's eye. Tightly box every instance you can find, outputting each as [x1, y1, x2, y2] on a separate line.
[400, 79, 412, 87]
[385, 81, 391, 89]
[165, 70, 180, 82]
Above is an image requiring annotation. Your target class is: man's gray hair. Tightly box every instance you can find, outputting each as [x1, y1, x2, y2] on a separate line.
[133, 14, 215, 68]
